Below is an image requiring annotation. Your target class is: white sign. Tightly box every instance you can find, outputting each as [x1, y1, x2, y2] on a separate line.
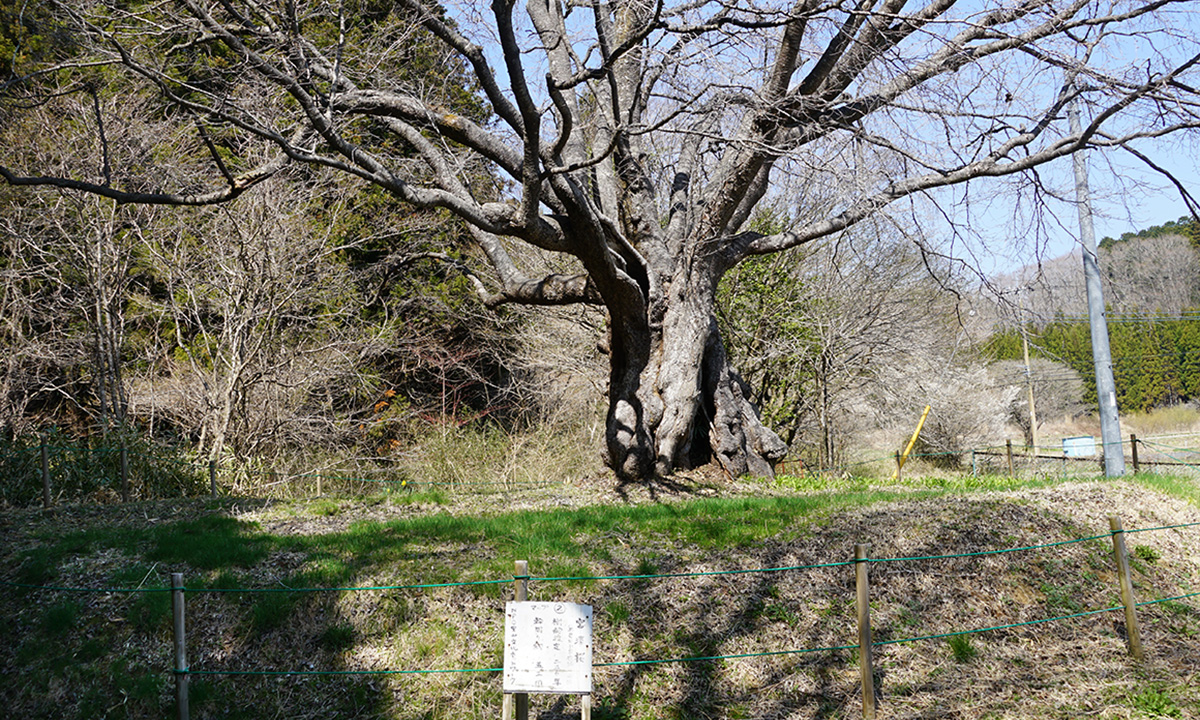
[1063, 436, 1097, 458]
[503, 601, 593, 694]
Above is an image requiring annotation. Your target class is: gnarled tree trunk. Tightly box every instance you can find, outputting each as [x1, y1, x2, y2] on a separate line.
[604, 259, 787, 482]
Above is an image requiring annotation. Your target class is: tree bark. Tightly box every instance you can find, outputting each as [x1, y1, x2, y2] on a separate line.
[604, 265, 787, 482]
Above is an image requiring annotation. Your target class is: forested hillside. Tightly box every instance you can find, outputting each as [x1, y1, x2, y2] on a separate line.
[985, 216, 1200, 415]
[987, 311, 1200, 414]
[0, 171, 599, 464]
[0, 0, 603, 481]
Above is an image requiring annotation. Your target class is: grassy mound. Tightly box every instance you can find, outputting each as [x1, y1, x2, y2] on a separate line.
[2, 474, 1199, 719]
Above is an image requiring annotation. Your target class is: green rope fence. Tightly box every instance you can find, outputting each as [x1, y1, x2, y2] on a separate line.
[187, 578, 510, 593]
[154, 591, 1200, 678]
[535, 559, 855, 583]
[0, 582, 172, 593]
[872, 605, 1126, 648]
[1137, 439, 1200, 471]
[869, 533, 1111, 564]
[186, 666, 504, 676]
[2, 512, 1196, 718]
[4, 521, 1197, 596]
[1137, 590, 1200, 607]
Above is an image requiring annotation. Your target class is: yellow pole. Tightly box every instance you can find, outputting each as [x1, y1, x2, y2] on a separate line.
[892, 405, 931, 479]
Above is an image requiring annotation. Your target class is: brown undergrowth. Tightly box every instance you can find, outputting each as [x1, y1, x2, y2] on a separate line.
[1, 475, 1198, 719]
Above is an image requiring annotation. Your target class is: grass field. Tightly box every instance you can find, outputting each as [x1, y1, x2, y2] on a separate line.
[2, 470, 1199, 719]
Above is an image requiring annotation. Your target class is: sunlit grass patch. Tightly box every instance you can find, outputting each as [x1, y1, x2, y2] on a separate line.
[1125, 404, 1200, 436]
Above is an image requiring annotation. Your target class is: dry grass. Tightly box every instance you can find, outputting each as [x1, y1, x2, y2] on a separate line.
[1124, 406, 1200, 438]
[2, 475, 1198, 719]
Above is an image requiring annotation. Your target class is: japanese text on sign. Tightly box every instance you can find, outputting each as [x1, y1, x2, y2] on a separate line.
[503, 601, 593, 694]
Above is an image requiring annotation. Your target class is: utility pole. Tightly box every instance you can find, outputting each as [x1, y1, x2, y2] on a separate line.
[1018, 292, 1038, 453]
[1068, 92, 1125, 477]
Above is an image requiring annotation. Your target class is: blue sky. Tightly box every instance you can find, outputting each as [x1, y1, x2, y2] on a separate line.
[928, 119, 1200, 279]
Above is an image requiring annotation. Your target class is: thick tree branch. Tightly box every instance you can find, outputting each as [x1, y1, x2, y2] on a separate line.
[0, 160, 285, 206]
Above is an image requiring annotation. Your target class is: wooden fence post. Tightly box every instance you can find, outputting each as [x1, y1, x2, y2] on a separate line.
[208, 460, 217, 498]
[503, 561, 530, 720]
[1130, 435, 1139, 474]
[894, 451, 903, 482]
[515, 560, 529, 720]
[855, 544, 876, 719]
[120, 445, 130, 503]
[40, 439, 52, 509]
[1108, 516, 1144, 660]
[171, 572, 190, 720]
[1006, 440, 1015, 478]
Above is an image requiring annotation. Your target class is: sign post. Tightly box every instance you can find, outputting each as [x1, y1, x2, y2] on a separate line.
[503, 601, 593, 719]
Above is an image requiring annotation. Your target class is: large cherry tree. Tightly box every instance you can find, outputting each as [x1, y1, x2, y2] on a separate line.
[4, 0, 1200, 481]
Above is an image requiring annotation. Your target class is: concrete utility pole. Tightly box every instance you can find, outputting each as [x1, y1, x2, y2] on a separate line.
[1018, 292, 1038, 453]
[1068, 93, 1125, 477]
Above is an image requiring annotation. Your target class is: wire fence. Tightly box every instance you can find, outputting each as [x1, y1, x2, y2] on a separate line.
[5, 430, 1199, 510]
[777, 431, 1200, 482]
[3, 518, 1197, 719]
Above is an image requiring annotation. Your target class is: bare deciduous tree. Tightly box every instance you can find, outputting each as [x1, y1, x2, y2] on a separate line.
[720, 213, 968, 468]
[0, 188, 157, 434]
[1103, 234, 1200, 314]
[4, 0, 1200, 481]
[137, 170, 369, 462]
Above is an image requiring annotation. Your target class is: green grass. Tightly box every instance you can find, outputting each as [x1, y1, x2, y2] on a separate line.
[319, 622, 357, 651]
[6, 471, 1199, 720]
[605, 599, 631, 624]
[1127, 473, 1200, 508]
[14, 550, 57, 585]
[1133, 545, 1162, 563]
[1130, 685, 1183, 718]
[147, 515, 275, 569]
[202, 569, 243, 590]
[252, 589, 304, 632]
[126, 591, 172, 634]
[309, 498, 343, 516]
[947, 634, 977, 662]
[19, 477, 1179, 598]
[13, 474, 1195, 614]
[41, 601, 82, 634]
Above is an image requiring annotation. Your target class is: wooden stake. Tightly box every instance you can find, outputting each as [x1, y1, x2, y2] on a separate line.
[120, 445, 130, 503]
[1108, 516, 1144, 660]
[894, 451, 903, 482]
[855, 544, 876, 719]
[515, 560, 529, 720]
[1006, 439, 1015, 478]
[40, 440, 52, 509]
[582, 693, 592, 720]
[891, 405, 930, 479]
[1130, 434, 1139, 474]
[504, 561, 531, 720]
[208, 459, 217, 497]
[171, 573, 190, 720]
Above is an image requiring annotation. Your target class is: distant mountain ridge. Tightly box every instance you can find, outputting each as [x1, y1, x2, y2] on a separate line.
[1100, 215, 1200, 251]
[989, 215, 1200, 325]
